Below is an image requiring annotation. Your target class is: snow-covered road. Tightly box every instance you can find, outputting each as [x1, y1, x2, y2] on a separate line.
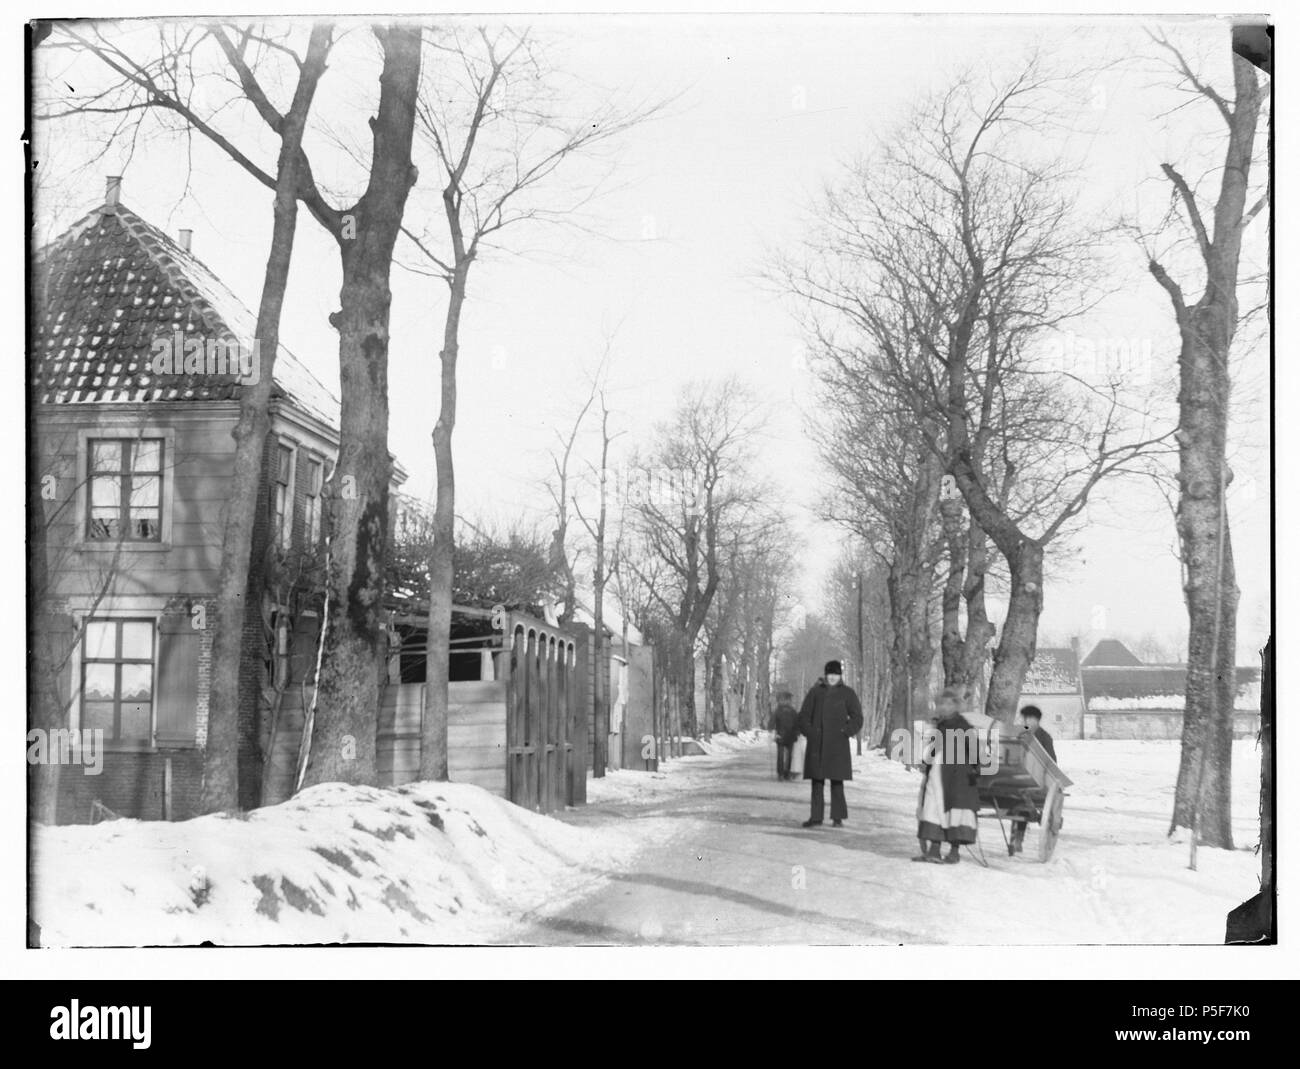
[32, 732, 1262, 946]
[518, 734, 1263, 945]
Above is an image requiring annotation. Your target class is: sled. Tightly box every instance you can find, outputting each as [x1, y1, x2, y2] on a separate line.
[974, 731, 1071, 862]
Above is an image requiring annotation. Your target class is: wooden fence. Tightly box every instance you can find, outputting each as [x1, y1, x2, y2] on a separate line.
[506, 614, 582, 814]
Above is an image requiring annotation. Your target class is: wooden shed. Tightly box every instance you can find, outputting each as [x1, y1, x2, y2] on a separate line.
[377, 608, 587, 813]
[264, 607, 588, 813]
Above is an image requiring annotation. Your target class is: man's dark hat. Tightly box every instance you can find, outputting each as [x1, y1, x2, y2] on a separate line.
[1021, 704, 1043, 720]
[824, 660, 843, 676]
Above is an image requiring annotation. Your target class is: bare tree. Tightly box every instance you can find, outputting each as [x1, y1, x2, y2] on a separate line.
[571, 354, 623, 776]
[1144, 28, 1267, 851]
[624, 379, 766, 737]
[402, 27, 659, 781]
[784, 59, 1173, 725]
[824, 547, 893, 749]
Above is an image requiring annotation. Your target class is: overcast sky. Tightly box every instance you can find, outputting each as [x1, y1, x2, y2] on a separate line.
[33, 13, 1271, 661]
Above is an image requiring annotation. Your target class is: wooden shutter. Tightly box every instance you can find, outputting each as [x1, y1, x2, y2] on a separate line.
[156, 615, 200, 747]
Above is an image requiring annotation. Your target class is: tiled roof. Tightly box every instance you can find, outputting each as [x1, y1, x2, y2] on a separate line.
[1081, 638, 1143, 667]
[33, 202, 340, 427]
[1022, 647, 1080, 694]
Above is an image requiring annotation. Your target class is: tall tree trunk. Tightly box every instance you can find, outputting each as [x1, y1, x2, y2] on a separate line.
[420, 263, 467, 782]
[1155, 44, 1262, 847]
[938, 495, 966, 685]
[593, 627, 608, 775]
[1259, 637, 1274, 934]
[957, 525, 998, 692]
[28, 479, 63, 825]
[304, 26, 421, 789]
[1170, 378, 1239, 845]
[885, 568, 911, 736]
[591, 452, 609, 776]
[203, 29, 331, 812]
[708, 644, 725, 733]
[984, 541, 1044, 723]
[678, 644, 698, 738]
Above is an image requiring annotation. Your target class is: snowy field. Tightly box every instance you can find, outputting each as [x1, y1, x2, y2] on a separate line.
[31, 734, 1264, 946]
[31, 781, 635, 947]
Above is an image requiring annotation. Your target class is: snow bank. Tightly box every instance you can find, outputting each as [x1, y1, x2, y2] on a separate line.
[32, 780, 634, 947]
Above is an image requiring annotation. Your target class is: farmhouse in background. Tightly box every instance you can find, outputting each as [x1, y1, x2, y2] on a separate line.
[1017, 637, 1261, 741]
[1080, 638, 1261, 740]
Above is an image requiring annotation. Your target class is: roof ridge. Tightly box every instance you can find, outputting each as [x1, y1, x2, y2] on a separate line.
[34, 198, 341, 425]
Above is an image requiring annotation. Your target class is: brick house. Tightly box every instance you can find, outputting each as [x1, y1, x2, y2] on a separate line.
[30, 177, 404, 823]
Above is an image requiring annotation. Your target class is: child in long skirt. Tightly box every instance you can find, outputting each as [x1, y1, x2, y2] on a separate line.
[913, 689, 980, 864]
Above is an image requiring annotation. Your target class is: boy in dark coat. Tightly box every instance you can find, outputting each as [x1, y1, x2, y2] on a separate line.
[1009, 705, 1059, 855]
[1019, 704, 1056, 760]
[797, 661, 864, 827]
[770, 691, 799, 780]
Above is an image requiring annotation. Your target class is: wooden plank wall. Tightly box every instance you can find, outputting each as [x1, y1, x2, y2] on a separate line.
[445, 681, 508, 796]
[264, 681, 508, 800]
[375, 684, 426, 788]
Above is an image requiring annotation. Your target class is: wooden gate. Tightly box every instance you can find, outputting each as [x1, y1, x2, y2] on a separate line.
[506, 616, 578, 813]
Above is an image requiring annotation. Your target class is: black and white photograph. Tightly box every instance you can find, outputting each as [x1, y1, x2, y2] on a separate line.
[18, 4, 1283, 973]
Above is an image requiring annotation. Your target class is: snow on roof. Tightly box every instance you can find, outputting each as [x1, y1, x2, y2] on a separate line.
[1089, 684, 1261, 712]
[1022, 647, 1081, 694]
[1084, 667, 1261, 710]
[33, 198, 340, 427]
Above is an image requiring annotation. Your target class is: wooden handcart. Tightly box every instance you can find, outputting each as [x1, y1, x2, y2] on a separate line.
[974, 731, 1072, 862]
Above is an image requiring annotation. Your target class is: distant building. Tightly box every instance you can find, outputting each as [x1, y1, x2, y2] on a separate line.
[1018, 638, 1260, 741]
[1080, 639, 1260, 740]
[1080, 638, 1144, 668]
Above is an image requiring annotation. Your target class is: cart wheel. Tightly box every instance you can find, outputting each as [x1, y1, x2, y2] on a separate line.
[1038, 783, 1065, 862]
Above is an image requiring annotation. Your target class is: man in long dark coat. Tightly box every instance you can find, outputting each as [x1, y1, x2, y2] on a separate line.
[797, 661, 864, 827]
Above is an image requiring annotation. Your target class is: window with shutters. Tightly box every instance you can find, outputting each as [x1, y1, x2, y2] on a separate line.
[271, 443, 294, 550]
[86, 438, 164, 541]
[81, 618, 154, 744]
[305, 457, 324, 548]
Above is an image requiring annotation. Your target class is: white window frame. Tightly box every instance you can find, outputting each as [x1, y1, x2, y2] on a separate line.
[74, 427, 177, 550]
[67, 608, 162, 751]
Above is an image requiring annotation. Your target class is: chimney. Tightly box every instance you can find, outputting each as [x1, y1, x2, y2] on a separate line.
[104, 175, 122, 209]
[178, 229, 192, 253]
